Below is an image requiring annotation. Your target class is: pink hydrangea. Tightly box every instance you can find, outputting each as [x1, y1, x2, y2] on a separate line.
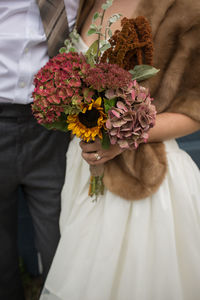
[32, 52, 90, 124]
[106, 81, 156, 149]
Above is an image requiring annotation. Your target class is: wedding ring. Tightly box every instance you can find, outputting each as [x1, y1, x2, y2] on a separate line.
[94, 153, 101, 161]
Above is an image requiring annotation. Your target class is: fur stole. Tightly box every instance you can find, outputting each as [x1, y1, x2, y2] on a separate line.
[103, 0, 200, 200]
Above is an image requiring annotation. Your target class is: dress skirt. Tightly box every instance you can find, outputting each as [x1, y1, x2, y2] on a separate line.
[40, 137, 200, 300]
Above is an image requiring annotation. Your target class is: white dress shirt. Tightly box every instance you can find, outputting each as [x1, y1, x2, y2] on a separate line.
[0, 0, 80, 104]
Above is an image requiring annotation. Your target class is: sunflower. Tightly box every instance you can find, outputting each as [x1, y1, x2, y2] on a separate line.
[67, 97, 107, 142]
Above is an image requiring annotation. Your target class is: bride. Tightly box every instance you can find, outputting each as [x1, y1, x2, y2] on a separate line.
[40, 0, 200, 299]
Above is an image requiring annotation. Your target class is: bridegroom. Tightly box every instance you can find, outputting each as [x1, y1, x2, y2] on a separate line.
[0, 0, 94, 299]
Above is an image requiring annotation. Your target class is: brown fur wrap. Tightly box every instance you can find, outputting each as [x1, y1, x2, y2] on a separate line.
[103, 0, 200, 200]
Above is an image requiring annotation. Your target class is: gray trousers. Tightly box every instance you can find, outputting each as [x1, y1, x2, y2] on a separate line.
[0, 103, 70, 300]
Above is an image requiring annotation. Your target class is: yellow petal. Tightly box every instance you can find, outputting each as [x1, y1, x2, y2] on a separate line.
[88, 102, 93, 110]
[94, 97, 102, 107]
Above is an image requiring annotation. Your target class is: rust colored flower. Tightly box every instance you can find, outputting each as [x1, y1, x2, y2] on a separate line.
[100, 16, 154, 70]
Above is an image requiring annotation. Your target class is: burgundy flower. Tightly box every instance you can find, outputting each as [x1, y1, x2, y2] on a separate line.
[84, 63, 132, 91]
[32, 52, 90, 124]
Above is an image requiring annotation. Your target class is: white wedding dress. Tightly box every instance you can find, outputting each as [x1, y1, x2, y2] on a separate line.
[40, 138, 200, 300]
[40, 39, 200, 300]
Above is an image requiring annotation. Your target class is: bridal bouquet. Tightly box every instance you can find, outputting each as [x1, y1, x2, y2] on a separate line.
[32, 0, 158, 199]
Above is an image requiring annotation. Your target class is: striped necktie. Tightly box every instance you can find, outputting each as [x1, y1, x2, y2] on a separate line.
[36, 0, 69, 57]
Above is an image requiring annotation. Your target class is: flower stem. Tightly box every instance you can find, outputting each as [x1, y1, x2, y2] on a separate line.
[96, 9, 106, 63]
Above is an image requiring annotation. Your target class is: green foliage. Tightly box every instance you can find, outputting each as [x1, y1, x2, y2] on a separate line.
[129, 65, 160, 82]
[104, 97, 117, 113]
[101, 130, 111, 149]
[85, 40, 99, 66]
[42, 116, 68, 132]
[63, 104, 81, 115]
[69, 28, 80, 42]
[59, 28, 81, 54]
[59, 47, 67, 53]
[100, 40, 111, 52]
[107, 28, 112, 37]
[93, 12, 100, 21]
[85, 0, 121, 64]
[108, 13, 122, 26]
[87, 28, 97, 36]
[102, 0, 113, 10]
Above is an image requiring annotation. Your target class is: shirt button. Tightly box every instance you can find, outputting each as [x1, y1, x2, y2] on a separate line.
[24, 47, 29, 53]
[30, 29, 36, 35]
[19, 81, 26, 88]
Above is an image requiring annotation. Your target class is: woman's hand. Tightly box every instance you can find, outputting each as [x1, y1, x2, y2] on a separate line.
[79, 138, 124, 165]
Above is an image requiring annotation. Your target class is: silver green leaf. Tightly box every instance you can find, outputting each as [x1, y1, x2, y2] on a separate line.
[87, 28, 97, 36]
[102, 0, 113, 10]
[108, 13, 122, 26]
[129, 65, 160, 82]
[107, 28, 112, 37]
[60, 28, 80, 53]
[69, 28, 80, 42]
[100, 41, 111, 52]
[93, 12, 100, 21]
[64, 39, 71, 47]
[85, 40, 99, 65]
[89, 24, 98, 30]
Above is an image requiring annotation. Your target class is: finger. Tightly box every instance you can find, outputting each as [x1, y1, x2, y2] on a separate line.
[79, 140, 101, 152]
[82, 151, 113, 166]
[82, 151, 96, 161]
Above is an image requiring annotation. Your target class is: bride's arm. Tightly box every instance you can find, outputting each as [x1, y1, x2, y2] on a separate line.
[148, 112, 200, 142]
[80, 112, 200, 165]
